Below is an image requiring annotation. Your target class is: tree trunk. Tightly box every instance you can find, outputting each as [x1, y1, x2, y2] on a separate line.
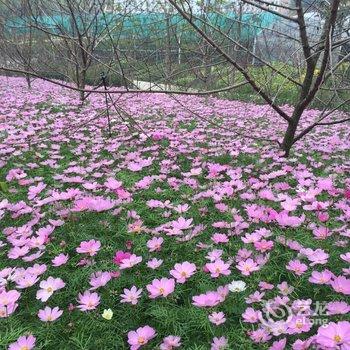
[165, 14, 172, 89]
[281, 120, 298, 157]
[79, 78, 85, 102]
[25, 73, 31, 89]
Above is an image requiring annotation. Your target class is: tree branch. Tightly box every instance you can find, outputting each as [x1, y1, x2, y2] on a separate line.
[241, 0, 299, 22]
[168, 0, 292, 123]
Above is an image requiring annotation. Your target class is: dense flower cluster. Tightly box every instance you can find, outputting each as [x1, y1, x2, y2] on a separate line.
[0, 77, 349, 349]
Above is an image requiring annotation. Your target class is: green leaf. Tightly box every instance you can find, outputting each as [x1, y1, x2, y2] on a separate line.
[0, 181, 8, 193]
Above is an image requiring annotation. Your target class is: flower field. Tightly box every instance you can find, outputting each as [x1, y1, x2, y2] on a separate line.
[0, 77, 349, 349]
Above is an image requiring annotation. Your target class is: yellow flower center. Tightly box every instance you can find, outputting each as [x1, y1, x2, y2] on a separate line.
[138, 337, 146, 344]
[334, 335, 342, 343]
[296, 321, 303, 329]
[159, 288, 164, 294]
[46, 287, 53, 293]
[134, 226, 142, 233]
[20, 347, 29, 350]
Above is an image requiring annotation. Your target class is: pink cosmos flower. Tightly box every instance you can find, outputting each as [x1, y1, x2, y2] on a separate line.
[206, 249, 223, 262]
[216, 285, 229, 302]
[236, 258, 260, 276]
[104, 177, 122, 190]
[152, 130, 165, 141]
[317, 211, 329, 222]
[292, 299, 312, 315]
[308, 269, 333, 284]
[286, 316, 312, 334]
[36, 277, 65, 302]
[277, 281, 294, 295]
[128, 220, 145, 234]
[281, 197, 300, 212]
[28, 182, 46, 200]
[72, 197, 114, 212]
[146, 258, 163, 269]
[208, 311, 226, 325]
[173, 204, 190, 213]
[146, 237, 164, 252]
[110, 271, 121, 279]
[0, 290, 20, 318]
[242, 232, 262, 244]
[326, 301, 350, 315]
[51, 253, 69, 267]
[192, 291, 221, 307]
[113, 251, 131, 265]
[116, 188, 131, 200]
[211, 233, 229, 244]
[127, 325, 156, 350]
[313, 226, 332, 240]
[172, 217, 193, 230]
[249, 328, 272, 343]
[120, 286, 143, 305]
[269, 338, 287, 350]
[245, 291, 265, 304]
[211, 336, 228, 350]
[275, 212, 305, 227]
[15, 273, 39, 289]
[160, 335, 181, 350]
[27, 264, 47, 276]
[254, 240, 274, 253]
[286, 260, 308, 276]
[345, 188, 350, 200]
[77, 290, 100, 311]
[146, 278, 175, 298]
[242, 307, 262, 323]
[267, 321, 288, 337]
[76, 258, 93, 267]
[236, 248, 253, 261]
[38, 306, 63, 322]
[316, 321, 350, 349]
[89, 271, 111, 290]
[215, 203, 228, 212]
[292, 338, 314, 350]
[259, 281, 274, 290]
[8, 335, 36, 350]
[205, 259, 231, 278]
[331, 276, 350, 295]
[8, 246, 30, 259]
[170, 262, 196, 283]
[76, 239, 101, 256]
[119, 254, 142, 269]
[307, 249, 329, 265]
[340, 252, 350, 263]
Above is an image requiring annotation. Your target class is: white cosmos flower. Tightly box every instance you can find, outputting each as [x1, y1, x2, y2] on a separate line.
[228, 280, 247, 292]
[102, 308, 113, 320]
